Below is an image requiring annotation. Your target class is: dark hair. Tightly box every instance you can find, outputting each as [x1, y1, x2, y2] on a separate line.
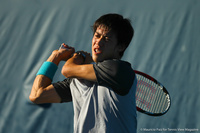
[92, 13, 134, 57]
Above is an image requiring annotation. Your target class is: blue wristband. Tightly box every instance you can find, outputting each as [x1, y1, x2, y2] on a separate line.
[36, 61, 58, 80]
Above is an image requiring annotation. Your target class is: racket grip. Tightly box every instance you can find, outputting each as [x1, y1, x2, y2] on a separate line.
[59, 44, 69, 50]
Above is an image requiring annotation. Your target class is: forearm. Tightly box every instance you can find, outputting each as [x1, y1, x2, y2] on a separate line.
[29, 52, 62, 103]
[29, 44, 75, 103]
[46, 51, 62, 65]
[62, 55, 97, 82]
[33, 52, 61, 89]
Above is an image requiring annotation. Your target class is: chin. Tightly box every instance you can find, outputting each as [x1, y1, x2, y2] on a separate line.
[93, 58, 98, 63]
[92, 57, 101, 63]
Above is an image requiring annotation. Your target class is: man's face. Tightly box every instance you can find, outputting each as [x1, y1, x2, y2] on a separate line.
[92, 26, 120, 62]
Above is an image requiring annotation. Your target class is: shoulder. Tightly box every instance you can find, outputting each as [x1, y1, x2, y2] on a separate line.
[94, 59, 132, 71]
[93, 59, 135, 95]
[94, 59, 134, 77]
[95, 59, 131, 67]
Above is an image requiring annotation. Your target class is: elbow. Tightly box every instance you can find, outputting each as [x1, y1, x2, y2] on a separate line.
[29, 88, 44, 104]
[29, 95, 45, 104]
[61, 67, 72, 78]
[29, 95, 40, 104]
[29, 95, 37, 104]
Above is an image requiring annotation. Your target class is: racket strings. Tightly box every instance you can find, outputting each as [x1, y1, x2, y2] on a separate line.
[136, 75, 169, 114]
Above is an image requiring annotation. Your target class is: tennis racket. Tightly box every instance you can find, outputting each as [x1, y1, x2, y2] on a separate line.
[134, 70, 171, 116]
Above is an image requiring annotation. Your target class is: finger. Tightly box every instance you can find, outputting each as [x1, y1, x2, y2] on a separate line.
[72, 52, 80, 57]
[80, 51, 91, 55]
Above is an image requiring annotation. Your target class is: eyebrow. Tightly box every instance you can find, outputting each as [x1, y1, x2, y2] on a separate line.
[95, 31, 111, 38]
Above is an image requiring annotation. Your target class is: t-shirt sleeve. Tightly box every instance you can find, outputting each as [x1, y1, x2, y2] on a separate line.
[52, 78, 72, 103]
[93, 60, 135, 96]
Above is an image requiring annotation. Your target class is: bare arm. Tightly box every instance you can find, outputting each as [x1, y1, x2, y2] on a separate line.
[30, 76, 61, 104]
[61, 52, 97, 82]
[29, 46, 75, 104]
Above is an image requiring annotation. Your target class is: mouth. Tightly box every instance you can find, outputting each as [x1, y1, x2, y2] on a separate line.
[94, 48, 102, 54]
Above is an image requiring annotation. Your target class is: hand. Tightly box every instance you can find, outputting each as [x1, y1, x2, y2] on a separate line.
[80, 51, 93, 64]
[72, 51, 93, 64]
[53, 43, 75, 61]
[62, 51, 96, 82]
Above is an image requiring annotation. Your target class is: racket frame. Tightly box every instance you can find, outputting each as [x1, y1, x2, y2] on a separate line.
[134, 70, 171, 116]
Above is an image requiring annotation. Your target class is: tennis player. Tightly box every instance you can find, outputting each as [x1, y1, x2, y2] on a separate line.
[29, 13, 137, 133]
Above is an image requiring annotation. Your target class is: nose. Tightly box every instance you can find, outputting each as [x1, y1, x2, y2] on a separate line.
[96, 37, 104, 47]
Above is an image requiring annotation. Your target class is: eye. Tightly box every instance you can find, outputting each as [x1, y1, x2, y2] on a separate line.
[94, 33, 100, 38]
[104, 37, 110, 42]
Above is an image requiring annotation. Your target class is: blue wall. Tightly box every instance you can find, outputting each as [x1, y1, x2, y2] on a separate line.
[0, 0, 199, 132]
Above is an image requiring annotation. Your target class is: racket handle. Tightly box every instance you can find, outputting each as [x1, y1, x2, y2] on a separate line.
[59, 44, 69, 50]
